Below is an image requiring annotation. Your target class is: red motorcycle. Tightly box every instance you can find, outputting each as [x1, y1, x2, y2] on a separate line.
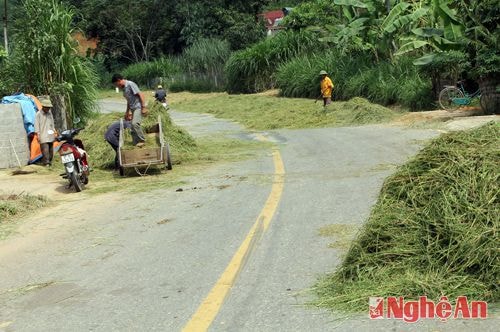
[57, 128, 89, 192]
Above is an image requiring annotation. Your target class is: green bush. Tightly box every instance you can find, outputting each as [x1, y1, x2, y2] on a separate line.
[225, 30, 318, 94]
[397, 77, 433, 110]
[281, 0, 339, 29]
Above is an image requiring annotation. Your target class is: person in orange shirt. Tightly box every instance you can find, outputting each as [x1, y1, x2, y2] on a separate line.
[319, 70, 334, 108]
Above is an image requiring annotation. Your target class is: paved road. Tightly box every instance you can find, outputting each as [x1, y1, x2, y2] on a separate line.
[97, 99, 125, 114]
[1, 106, 497, 331]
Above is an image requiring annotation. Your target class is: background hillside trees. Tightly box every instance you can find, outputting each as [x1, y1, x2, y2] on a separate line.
[62, 0, 269, 68]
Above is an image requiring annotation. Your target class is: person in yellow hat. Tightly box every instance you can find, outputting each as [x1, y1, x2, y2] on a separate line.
[35, 96, 56, 166]
[319, 70, 334, 108]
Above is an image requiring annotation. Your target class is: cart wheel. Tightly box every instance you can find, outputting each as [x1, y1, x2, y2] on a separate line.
[119, 166, 124, 176]
[164, 144, 172, 170]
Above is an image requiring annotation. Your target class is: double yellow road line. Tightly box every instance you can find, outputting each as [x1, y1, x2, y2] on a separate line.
[183, 137, 285, 331]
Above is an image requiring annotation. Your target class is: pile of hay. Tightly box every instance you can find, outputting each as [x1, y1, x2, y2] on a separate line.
[316, 122, 499, 311]
[331, 97, 399, 125]
[0, 193, 48, 224]
[80, 103, 197, 169]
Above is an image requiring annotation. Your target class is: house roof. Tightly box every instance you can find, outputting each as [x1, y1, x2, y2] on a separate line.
[259, 10, 284, 28]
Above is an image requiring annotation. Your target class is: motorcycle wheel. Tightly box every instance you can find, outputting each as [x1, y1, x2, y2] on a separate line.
[82, 174, 89, 184]
[70, 171, 83, 192]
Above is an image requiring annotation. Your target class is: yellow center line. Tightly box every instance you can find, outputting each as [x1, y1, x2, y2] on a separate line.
[182, 141, 285, 332]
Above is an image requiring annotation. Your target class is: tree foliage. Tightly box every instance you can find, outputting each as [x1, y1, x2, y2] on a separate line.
[65, 0, 269, 67]
[10, 0, 98, 122]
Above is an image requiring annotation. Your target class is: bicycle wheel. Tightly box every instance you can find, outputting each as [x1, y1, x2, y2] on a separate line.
[439, 87, 464, 111]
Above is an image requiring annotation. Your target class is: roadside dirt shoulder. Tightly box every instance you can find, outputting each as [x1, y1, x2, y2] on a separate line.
[392, 108, 499, 131]
[0, 166, 70, 200]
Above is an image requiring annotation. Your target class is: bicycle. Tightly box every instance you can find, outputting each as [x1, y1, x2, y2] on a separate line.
[438, 80, 485, 112]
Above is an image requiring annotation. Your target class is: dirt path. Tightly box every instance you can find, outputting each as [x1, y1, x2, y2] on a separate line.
[0, 166, 73, 199]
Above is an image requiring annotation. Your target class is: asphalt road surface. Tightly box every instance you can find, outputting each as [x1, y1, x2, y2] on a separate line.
[0, 104, 497, 331]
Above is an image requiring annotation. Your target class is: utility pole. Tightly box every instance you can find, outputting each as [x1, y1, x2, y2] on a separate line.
[3, 0, 7, 54]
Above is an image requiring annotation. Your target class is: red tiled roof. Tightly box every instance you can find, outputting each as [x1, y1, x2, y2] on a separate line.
[259, 10, 284, 28]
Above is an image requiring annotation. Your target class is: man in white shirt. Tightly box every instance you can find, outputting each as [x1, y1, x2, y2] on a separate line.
[35, 96, 56, 166]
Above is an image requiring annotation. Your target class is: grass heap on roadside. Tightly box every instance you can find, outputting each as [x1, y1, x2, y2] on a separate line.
[79, 103, 197, 169]
[174, 93, 402, 130]
[0, 193, 48, 238]
[315, 122, 499, 312]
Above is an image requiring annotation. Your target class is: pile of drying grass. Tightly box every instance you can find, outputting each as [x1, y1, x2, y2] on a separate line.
[174, 94, 400, 130]
[331, 97, 399, 125]
[316, 122, 499, 312]
[80, 103, 197, 169]
[0, 193, 48, 224]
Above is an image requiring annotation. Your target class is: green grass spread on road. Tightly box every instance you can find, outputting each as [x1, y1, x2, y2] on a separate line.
[315, 122, 499, 312]
[0, 193, 49, 239]
[80, 103, 198, 169]
[76, 103, 268, 194]
[173, 92, 402, 130]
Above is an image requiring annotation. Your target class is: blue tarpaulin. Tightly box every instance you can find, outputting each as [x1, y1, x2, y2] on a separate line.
[1, 93, 38, 134]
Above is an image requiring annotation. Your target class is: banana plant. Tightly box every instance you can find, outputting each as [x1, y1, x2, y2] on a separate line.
[316, 0, 387, 59]
[393, 0, 465, 64]
[381, 2, 428, 34]
[319, 18, 375, 55]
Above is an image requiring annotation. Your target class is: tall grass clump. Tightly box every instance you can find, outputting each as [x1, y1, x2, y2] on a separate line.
[12, 0, 98, 121]
[344, 57, 431, 108]
[396, 76, 433, 110]
[225, 30, 318, 94]
[79, 103, 196, 169]
[122, 57, 180, 88]
[277, 51, 374, 99]
[277, 51, 434, 110]
[171, 38, 231, 92]
[315, 122, 500, 312]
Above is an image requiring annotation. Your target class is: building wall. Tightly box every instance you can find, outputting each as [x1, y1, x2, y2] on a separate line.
[0, 104, 29, 169]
